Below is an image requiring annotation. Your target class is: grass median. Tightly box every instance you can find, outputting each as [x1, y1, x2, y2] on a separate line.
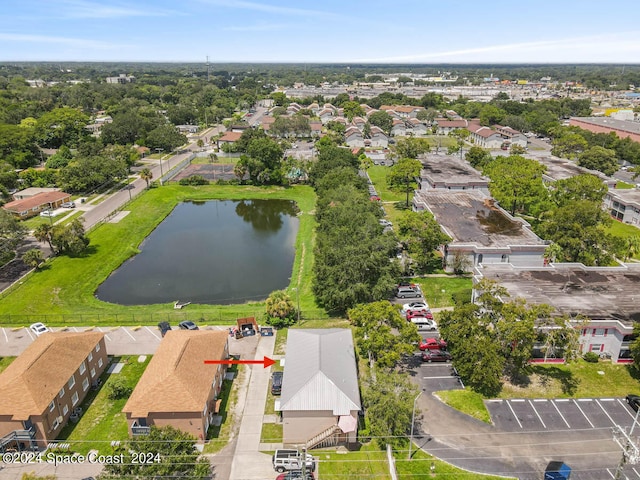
[0, 184, 318, 325]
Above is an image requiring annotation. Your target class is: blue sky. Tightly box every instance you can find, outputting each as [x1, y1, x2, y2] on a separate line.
[1, 0, 639, 63]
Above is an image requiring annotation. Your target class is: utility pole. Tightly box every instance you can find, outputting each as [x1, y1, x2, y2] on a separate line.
[612, 408, 640, 480]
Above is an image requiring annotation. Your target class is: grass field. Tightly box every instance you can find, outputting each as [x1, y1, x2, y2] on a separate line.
[367, 166, 405, 203]
[436, 390, 492, 423]
[615, 181, 635, 189]
[607, 219, 640, 239]
[0, 184, 319, 325]
[316, 443, 389, 480]
[396, 448, 516, 479]
[58, 355, 149, 455]
[412, 276, 473, 308]
[0, 356, 15, 373]
[499, 360, 639, 399]
[260, 423, 283, 443]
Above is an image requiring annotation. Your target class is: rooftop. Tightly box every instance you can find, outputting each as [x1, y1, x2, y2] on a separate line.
[3, 191, 71, 213]
[280, 329, 361, 415]
[477, 263, 640, 324]
[534, 155, 613, 183]
[414, 190, 545, 248]
[419, 154, 489, 187]
[0, 332, 104, 420]
[607, 188, 640, 208]
[571, 116, 640, 135]
[123, 330, 228, 418]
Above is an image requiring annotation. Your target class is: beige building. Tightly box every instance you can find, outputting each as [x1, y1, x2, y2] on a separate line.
[0, 332, 107, 451]
[279, 329, 361, 449]
[123, 330, 229, 442]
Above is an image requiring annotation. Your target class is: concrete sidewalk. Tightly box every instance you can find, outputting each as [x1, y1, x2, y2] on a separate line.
[229, 334, 276, 480]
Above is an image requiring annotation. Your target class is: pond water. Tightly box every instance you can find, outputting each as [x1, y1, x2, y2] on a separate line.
[95, 199, 299, 305]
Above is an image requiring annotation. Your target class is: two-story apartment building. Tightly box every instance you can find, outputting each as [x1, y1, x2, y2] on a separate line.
[416, 154, 490, 193]
[604, 189, 640, 226]
[123, 330, 229, 442]
[0, 332, 107, 451]
[474, 263, 640, 362]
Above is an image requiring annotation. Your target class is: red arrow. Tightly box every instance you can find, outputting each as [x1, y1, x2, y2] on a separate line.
[204, 356, 275, 368]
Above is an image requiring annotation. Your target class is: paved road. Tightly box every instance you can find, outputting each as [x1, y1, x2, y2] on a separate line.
[410, 357, 638, 480]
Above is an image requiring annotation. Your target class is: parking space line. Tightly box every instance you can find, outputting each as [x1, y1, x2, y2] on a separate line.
[528, 400, 546, 429]
[633, 467, 640, 479]
[573, 399, 595, 428]
[122, 327, 136, 341]
[145, 326, 160, 340]
[486, 399, 503, 403]
[551, 400, 571, 428]
[600, 398, 615, 401]
[596, 399, 618, 426]
[533, 399, 547, 402]
[2, 327, 7, 342]
[25, 328, 34, 341]
[71, 327, 79, 332]
[506, 401, 523, 429]
[422, 376, 460, 379]
[606, 468, 615, 479]
[555, 399, 570, 402]
[511, 399, 525, 402]
[619, 399, 639, 419]
[95, 327, 111, 342]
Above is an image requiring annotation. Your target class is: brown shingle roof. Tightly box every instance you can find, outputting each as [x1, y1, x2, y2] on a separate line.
[218, 131, 243, 142]
[123, 331, 228, 417]
[0, 332, 104, 420]
[3, 191, 71, 213]
[436, 119, 468, 128]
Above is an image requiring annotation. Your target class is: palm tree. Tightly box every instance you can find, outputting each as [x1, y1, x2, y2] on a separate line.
[33, 223, 54, 252]
[22, 248, 44, 269]
[624, 235, 640, 261]
[265, 290, 295, 319]
[140, 168, 153, 189]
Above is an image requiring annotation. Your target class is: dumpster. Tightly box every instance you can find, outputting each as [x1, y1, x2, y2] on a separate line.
[544, 461, 571, 480]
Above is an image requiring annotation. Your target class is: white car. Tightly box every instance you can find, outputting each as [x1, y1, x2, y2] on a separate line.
[402, 301, 429, 313]
[30, 322, 50, 336]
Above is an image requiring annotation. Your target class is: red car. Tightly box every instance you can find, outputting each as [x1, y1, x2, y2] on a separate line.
[419, 337, 447, 351]
[422, 349, 451, 362]
[370, 195, 381, 201]
[406, 310, 433, 320]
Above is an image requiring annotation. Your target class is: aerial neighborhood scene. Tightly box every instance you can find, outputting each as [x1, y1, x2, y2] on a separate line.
[2, 1, 640, 480]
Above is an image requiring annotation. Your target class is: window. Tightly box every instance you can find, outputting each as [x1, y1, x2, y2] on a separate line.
[68, 375, 75, 389]
[594, 328, 605, 336]
[79, 362, 86, 375]
[589, 343, 604, 352]
[49, 400, 55, 412]
[95, 343, 100, 353]
[88, 352, 93, 362]
[52, 417, 61, 430]
[62, 404, 69, 416]
[98, 358, 103, 368]
[59, 387, 65, 398]
[82, 378, 89, 391]
[90, 368, 96, 378]
[71, 392, 79, 406]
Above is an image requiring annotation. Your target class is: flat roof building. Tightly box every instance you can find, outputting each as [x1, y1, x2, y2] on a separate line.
[474, 263, 640, 362]
[604, 188, 640, 226]
[417, 154, 489, 192]
[569, 116, 640, 143]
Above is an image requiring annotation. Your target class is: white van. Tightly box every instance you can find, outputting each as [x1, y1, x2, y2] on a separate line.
[411, 318, 437, 331]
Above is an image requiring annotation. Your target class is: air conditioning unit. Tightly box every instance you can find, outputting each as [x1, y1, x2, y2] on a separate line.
[57, 416, 63, 424]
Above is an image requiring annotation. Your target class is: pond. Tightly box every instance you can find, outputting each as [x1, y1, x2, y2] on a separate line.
[95, 199, 299, 305]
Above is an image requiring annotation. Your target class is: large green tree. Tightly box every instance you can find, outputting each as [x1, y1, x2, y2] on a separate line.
[0, 209, 27, 265]
[552, 174, 607, 206]
[397, 210, 451, 273]
[102, 425, 211, 479]
[387, 158, 422, 207]
[395, 137, 430, 159]
[577, 146, 619, 176]
[145, 125, 187, 152]
[483, 155, 549, 216]
[368, 110, 393, 134]
[35, 107, 90, 148]
[348, 301, 420, 369]
[0, 123, 40, 168]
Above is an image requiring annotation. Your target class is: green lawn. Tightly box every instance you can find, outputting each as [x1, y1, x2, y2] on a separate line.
[499, 360, 640, 399]
[367, 166, 405, 203]
[317, 443, 390, 480]
[436, 390, 491, 423]
[396, 448, 516, 479]
[58, 355, 150, 455]
[412, 277, 473, 308]
[204, 364, 241, 453]
[0, 356, 15, 373]
[615, 181, 635, 189]
[260, 423, 283, 443]
[0, 184, 319, 325]
[607, 219, 640, 238]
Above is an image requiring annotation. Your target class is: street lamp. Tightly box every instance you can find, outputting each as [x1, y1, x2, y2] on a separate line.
[407, 391, 423, 460]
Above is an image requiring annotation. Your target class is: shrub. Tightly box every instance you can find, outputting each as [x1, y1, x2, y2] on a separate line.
[583, 352, 599, 363]
[452, 288, 473, 306]
[107, 378, 133, 400]
[179, 175, 209, 186]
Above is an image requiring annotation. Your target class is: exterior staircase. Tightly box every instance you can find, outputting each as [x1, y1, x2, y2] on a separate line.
[305, 424, 341, 450]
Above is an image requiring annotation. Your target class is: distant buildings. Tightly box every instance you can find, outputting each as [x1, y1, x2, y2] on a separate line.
[604, 189, 640, 225]
[106, 74, 135, 84]
[569, 117, 640, 143]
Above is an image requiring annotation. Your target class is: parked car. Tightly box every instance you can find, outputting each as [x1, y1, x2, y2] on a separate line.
[626, 394, 640, 412]
[419, 338, 447, 351]
[39, 210, 54, 217]
[29, 322, 50, 336]
[407, 310, 433, 320]
[178, 321, 199, 330]
[273, 450, 316, 473]
[421, 349, 451, 362]
[158, 321, 171, 337]
[379, 219, 392, 227]
[61, 201, 76, 208]
[370, 195, 381, 201]
[396, 287, 421, 299]
[271, 371, 283, 396]
[411, 318, 438, 331]
[402, 301, 429, 313]
[397, 281, 418, 289]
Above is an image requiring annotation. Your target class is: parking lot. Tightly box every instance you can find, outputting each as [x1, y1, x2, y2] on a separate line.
[0, 324, 233, 356]
[486, 397, 638, 432]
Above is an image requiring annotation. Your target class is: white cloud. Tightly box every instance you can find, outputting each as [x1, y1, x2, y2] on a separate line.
[354, 32, 640, 63]
[54, 0, 182, 19]
[0, 33, 123, 50]
[197, 0, 337, 18]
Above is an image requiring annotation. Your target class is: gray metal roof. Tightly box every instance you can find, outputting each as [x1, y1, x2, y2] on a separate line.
[280, 329, 361, 415]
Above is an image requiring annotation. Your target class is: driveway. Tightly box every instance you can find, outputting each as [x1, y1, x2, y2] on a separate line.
[408, 357, 637, 480]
